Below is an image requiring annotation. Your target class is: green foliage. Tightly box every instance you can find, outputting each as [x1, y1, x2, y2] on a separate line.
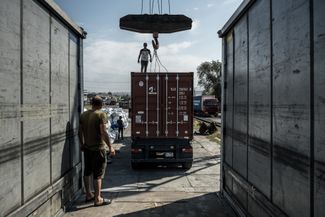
[196, 60, 222, 101]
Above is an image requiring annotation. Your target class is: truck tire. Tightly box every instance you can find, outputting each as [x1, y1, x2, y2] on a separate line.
[182, 162, 192, 170]
[131, 162, 141, 170]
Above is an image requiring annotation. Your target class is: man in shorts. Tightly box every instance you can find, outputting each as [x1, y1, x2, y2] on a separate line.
[137, 42, 152, 73]
[78, 96, 115, 206]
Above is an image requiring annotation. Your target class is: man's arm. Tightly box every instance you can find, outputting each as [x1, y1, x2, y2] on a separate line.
[138, 49, 142, 63]
[100, 123, 115, 155]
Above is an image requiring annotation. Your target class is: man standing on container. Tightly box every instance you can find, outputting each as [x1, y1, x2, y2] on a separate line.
[78, 96, 115, 206]
[137, 42, 152, 73]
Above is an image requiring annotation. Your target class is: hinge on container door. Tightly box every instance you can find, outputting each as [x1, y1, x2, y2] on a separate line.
[223, 104, 227, 112]
[224, 82, 227, 89]
[78, 83, 81, 90]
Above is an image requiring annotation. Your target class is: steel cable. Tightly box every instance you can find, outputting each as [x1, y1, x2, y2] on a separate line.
[168, 0, 171, 14]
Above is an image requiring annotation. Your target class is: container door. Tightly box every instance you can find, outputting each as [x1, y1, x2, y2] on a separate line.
[161, 73, 193, 139]
[132, 73, 160, 137]
[177, 73, 193, 139]
[146, 74, 160, 137]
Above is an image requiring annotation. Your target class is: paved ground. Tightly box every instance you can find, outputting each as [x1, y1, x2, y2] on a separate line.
[64, 128, 237, 217]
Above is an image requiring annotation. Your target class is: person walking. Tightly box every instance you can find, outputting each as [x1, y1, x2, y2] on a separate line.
[137, 42, 152, 73]
[78, 96, 115, 206]
[117, 116, 124, 140]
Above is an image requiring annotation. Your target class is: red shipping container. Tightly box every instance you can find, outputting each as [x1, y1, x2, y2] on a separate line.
[131, 72, 193, 139]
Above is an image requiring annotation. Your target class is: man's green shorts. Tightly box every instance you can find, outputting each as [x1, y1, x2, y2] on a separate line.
[84, 148, 107, 179]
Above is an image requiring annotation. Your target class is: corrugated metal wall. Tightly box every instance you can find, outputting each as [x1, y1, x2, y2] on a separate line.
[220, 0, 325, 216]
[0, 0, 84, 216]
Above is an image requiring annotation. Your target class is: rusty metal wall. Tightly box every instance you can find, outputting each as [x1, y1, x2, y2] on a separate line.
[0, 0, 84, 216]
[220, 0, 325, 216]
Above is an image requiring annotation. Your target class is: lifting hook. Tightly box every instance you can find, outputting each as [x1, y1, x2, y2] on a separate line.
[152, 32, 159, 50]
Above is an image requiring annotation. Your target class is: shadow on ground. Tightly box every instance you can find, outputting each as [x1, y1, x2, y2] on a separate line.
[112, 191, 235, 217]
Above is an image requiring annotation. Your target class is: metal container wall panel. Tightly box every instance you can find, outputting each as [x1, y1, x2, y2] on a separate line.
[0, 0, 21, 215]
[69, 35, 80, 167]
[22, 0, 51, 201]
[50, 17, 70, 182]
[219, 0, 325, 216]
[131, 72, 193, 139]
[247, 196, 271, 217]
[233, 16, 248, 179]
[247, 0, 271, 200]
[232, 15, 249, 209]
[314, 1, 325, 216]
[224, 32, 234, 190]
[272, 1, 310, 216]
[0, 0, 84, 216]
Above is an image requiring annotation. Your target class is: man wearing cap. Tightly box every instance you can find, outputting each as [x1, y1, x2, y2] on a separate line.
[78, 96, 115, 206]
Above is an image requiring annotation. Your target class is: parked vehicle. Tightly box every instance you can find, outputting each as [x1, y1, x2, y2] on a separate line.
[193, 95, 219, 116]
[119, 100, 130, 109]
[130, 72, 194, 169]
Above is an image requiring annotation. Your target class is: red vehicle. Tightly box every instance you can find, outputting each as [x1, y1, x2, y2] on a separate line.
[130, 72, 194, 169]
[193, 95, 219, 116]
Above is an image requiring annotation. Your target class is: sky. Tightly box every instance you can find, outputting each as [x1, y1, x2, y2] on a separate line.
[54, 0, 243, 93]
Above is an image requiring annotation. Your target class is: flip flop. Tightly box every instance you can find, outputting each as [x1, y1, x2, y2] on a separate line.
[94, 198, 112, 207]
[85, 196, 94, 202]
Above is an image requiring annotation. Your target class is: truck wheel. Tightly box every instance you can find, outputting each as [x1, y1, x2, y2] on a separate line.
[131, 162, 141, 170]
[182, 162, 192, 170]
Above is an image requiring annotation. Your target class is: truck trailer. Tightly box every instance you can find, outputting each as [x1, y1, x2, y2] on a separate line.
[193, 95, 219, 116]
[130, 72, 194, 169]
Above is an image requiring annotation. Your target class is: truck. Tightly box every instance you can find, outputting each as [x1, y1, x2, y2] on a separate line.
[193, 95, 219, 116]
[130, 72, 193, 169]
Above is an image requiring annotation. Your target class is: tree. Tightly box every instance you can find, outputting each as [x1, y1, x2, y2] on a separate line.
[196, 60, 222, 101]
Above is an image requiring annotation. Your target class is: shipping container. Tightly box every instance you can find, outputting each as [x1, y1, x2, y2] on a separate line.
[218, 0, 325, 217]
[130, 72, 193, 169]
[0, 0, 86, 216]
[193, 95, 219, 116]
